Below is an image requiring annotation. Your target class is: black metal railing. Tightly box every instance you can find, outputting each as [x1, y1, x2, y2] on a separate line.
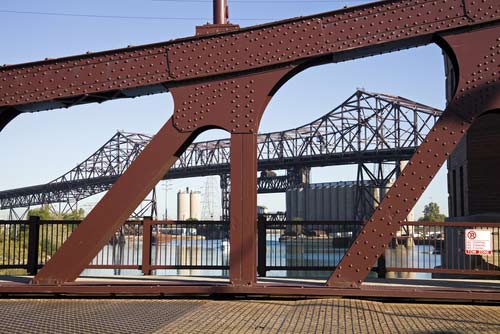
[148, 220, 229, 272]
[385, 221, 500, 277]
[0, 217, 498, 279]
[257, 220, 365, 277]
[0, 217, 230, 275]
[0, 220, 29, 269]
[87, 219, 230, 274]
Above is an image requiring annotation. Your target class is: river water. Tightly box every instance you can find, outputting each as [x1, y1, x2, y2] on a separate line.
[82, 237, 440, 279]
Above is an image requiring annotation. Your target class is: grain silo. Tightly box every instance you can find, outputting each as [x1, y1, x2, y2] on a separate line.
[190, 191, 202, 220]
[286, 181, 376, 221]
[177, 188, 191, 221]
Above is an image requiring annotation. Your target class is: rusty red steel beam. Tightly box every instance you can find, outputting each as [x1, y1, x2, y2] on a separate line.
[230, 133, 258, 285]
[0, 282, 499, 301]
[0, 0, 498, 130]
[0, 0, 497, 289]
[329, 23, 500, 287]
[33, 119, 195, 284]
[33, 67, 292, 284]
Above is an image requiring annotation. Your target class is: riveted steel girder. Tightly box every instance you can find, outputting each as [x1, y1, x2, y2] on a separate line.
[329, 23, 500, 287]
[0, 0, 498, 131]
[0, 0, 497, 290]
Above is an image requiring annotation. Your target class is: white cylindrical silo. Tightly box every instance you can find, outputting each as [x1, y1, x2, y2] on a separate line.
[177, 189, 191, 221]
[190, 191, 202, 220]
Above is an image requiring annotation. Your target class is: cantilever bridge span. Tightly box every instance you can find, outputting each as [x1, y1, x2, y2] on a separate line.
[0, 90, 441, 214]
[0, 0, 498, 298]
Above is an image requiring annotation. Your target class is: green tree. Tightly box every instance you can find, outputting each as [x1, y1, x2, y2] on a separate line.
[62, 208, 86, 220]
[27, 205, 85, 220]
[418, 202, 446, 222]
[27, 205, 57, 220]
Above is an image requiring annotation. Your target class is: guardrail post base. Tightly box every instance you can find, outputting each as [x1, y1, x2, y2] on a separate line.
[257, 215, 267, 278]
[142, 217, 152, 276]
[27, 216, 40, 276]
[377, 253, 386, 279]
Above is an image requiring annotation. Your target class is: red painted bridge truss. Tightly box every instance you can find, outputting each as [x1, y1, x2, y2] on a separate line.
[0, 0, 499, 293]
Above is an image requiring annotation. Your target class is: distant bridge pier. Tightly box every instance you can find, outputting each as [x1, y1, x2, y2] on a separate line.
[220, 167, 310, 221]
[130, 187, 158, 220]
[354, 160, 402, 221]
[220, 174, 230, 221]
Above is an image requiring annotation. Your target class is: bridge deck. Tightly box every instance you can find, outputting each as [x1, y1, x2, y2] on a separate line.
[0, 294, 499, 333]
[0, 275, 498, 301]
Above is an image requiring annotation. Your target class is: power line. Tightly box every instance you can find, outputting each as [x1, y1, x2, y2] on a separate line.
[0, 9, 275, 21]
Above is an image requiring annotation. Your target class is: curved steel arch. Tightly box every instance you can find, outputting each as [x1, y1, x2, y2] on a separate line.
[0, 0, 498, 129]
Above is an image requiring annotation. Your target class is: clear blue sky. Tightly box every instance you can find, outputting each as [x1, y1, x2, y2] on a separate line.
[0, 0, 449, 219]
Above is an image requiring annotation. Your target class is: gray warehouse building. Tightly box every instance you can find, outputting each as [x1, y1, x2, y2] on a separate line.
[286, 181, 384, 221]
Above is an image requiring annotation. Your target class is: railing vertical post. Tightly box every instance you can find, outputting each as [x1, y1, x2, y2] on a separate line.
[27, 215, 40, 275]
[377, 253, 387, 279]
[257, 215, 267, 277]
[142, 217, 152, 276]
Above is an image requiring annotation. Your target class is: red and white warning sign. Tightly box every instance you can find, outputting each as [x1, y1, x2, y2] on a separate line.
[465, 229, 492, 255]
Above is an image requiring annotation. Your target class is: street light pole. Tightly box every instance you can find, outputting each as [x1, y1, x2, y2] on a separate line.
[162, 181, 171, 220]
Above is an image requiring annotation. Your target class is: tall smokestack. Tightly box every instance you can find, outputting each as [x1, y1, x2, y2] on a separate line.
[213, 0, 228, 25]
[197, 0, 237, 35]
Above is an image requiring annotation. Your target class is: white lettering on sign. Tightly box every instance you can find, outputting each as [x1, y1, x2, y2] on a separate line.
[465, 229, 492, 255]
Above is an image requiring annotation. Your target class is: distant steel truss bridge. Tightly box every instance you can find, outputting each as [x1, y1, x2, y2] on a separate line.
[0, 90, 441, 219]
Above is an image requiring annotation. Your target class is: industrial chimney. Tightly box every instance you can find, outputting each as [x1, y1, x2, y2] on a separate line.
[213, 0, 228, 25]
[196, 0, 239, 35]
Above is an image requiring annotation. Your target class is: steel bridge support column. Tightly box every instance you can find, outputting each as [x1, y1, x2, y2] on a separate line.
[33, 120, 195, 284]
[130, 187, 158, 220]
[220, 174, 230, 221]
[32, 66, 294, 285]
[213, 0, 228, 25]
[229, 133, 258, 285]
[287, 167, 310, 188]
[354, 161, 401, 221]
[328, 25, 500, 288]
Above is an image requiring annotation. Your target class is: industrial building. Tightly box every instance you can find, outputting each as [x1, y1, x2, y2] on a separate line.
[443, 55, 500, 274]
[446, 112, 500, 272]
[286, 181, 378, 221]
[177, 188, 201, 221]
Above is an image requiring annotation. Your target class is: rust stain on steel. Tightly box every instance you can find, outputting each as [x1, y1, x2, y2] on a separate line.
[329, 24, 500, 288]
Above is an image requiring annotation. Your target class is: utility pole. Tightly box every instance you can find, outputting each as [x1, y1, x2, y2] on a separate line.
[162, 180, 172, 220]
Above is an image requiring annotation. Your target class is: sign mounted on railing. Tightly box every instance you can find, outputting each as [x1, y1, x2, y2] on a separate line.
[465, 229, 492, 255]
